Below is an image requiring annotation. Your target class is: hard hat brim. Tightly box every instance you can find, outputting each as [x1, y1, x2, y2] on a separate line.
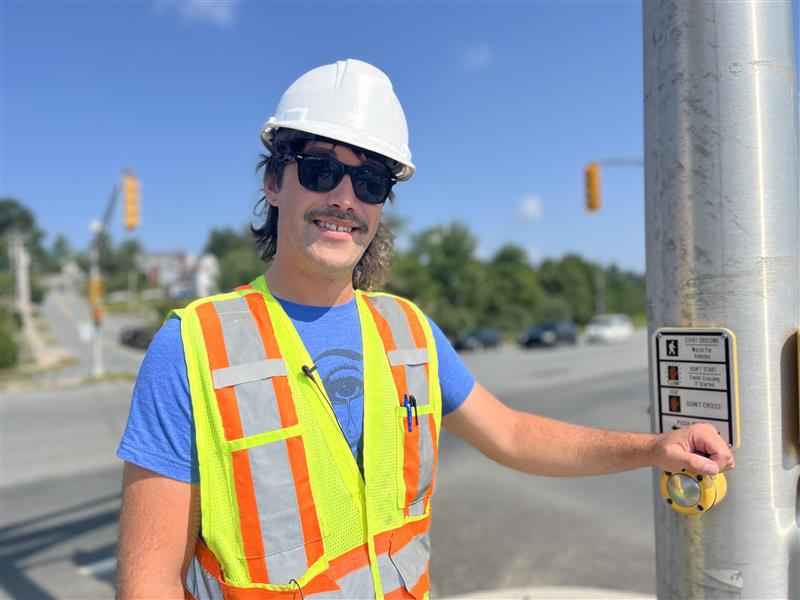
[261, 120, 415, 181]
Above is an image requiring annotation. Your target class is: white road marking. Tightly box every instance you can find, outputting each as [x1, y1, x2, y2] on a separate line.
[78, 557, 117, 577]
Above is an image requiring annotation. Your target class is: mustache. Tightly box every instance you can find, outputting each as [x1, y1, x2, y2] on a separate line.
[305, 208, 368, 230]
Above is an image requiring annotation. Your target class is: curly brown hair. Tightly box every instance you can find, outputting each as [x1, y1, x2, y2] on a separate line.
[251, 129, 396, 291]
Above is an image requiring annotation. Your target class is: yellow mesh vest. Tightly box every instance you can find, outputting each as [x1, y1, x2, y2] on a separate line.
[177, 278, 441, 599]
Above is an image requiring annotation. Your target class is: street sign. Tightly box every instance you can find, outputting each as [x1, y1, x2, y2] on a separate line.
[652, 328, 739, 447]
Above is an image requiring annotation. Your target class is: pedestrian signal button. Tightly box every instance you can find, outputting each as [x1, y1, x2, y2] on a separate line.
[660, 469, 727, 516]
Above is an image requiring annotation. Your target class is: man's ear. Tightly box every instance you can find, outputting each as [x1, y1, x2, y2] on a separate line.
[264, 173, 279, 207]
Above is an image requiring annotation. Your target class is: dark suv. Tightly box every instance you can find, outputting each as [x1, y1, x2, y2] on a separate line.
[454, 327, 504, 351]
[517, 320, 577, 348]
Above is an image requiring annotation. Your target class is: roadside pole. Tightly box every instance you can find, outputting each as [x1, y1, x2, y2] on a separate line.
[88, 184, 116, 379]
[644, 1, 799, 598]
[88, 240, 104, 378]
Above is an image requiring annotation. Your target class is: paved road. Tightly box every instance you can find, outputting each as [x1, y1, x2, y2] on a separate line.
[38, 277, 149, 382]
[1, 333, 654, 599]
[431, 335, 653, 597]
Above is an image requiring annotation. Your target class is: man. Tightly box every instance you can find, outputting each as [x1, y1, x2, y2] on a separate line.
[116, 59, 734, 600]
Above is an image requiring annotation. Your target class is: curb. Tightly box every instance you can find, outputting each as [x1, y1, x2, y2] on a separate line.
[1, 373, 136, 394]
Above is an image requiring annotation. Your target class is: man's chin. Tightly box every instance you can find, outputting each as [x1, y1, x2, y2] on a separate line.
[305, 249, 363, 277]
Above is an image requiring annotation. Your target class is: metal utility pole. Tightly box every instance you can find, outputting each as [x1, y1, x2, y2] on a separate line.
[644, 1, 799, 598]
[88, 185, 118, 379]
[88, 170, 141, 378]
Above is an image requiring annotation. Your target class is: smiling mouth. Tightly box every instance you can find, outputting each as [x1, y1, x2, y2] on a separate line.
[314, 219, 361, 234]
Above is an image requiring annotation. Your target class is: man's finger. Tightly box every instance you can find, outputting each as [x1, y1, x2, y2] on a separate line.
[688, 424, 733, 471]
[684, 451, 720, 476]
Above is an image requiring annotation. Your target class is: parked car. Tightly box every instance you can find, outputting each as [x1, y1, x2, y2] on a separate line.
[584, 314, 634, 343]
[454, 327, 504, 351]
[119, 325, 159, 350]
[518, 320, 577, 347]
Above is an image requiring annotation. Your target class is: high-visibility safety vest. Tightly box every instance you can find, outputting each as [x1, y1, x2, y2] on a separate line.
[175, 275, 441, 600]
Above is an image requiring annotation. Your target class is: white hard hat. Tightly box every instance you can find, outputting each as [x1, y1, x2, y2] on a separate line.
[261, 59, 415, 181]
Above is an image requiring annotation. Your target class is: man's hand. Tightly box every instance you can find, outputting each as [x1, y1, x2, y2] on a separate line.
[649, 423, 735, 475]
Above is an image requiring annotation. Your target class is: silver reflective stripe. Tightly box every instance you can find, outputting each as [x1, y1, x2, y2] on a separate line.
[387, 348, 429, 367]
[234, 377, 282, 438]
[214, 297, 265, 367]
[333, 552, 403, 599]
[213, 297, 284, 438]
[247, 439, 307, 583]
[185, 556, 224, 600]
[390, 533, 430, 592]
[335, 563, 377, 599]
[377, 551, 405, 594]
[406, 363, 429, 407]
[212, 359, 287, 389]
[369, 296, 429, 407]
[306, 587, 344, 599]
[412, 414, 434, 508]
[408, 497, 426, 517]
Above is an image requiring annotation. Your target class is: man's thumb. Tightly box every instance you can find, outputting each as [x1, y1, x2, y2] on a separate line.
[684, 452, 719, 476]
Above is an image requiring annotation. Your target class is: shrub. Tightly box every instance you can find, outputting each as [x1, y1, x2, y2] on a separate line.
[0, 326, 19, 369]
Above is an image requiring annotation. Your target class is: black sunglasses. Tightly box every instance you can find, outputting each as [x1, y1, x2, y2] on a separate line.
[287, 153, 397, 205]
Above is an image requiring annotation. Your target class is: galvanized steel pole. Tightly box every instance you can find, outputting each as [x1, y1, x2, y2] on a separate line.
[643, 1, 799, 598]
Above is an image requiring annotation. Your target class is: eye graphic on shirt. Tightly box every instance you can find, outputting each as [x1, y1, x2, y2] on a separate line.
[314, 348, 363, 442]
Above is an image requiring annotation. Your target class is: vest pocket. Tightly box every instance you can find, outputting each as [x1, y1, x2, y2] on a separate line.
[396, 404, 437, 514]
[229, 428, 328, 586]
[388, 530, 431, 599]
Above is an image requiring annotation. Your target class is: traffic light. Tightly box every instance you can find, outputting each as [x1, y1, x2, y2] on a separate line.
[123, 172, 140, 230]
[89, 276, 104, 305]
[585, 162, 601, 212]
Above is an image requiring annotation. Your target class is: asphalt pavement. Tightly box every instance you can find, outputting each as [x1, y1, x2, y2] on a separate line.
[36, 278, 149, 383]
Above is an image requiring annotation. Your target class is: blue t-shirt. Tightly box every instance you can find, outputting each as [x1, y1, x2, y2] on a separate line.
[117, 295, 475, 483]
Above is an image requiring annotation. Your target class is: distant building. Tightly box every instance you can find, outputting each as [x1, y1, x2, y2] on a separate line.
[193, 253, 219, 298]
[137, 252, 219, 299]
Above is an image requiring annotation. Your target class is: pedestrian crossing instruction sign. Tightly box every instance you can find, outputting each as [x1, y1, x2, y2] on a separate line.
[652, 327, 740, 448]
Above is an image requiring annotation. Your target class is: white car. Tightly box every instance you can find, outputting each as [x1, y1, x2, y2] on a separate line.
[585, 314, 634, 343]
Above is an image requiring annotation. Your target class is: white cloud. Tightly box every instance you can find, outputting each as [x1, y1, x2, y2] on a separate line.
[518, 195, 543, 222]
[459, 43, 493, 70]
[155, 0, 238, 28]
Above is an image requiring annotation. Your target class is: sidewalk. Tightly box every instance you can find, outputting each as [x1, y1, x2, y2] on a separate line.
[442, 586, 654, 599]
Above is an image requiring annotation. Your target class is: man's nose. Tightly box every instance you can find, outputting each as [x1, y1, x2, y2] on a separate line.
[326, 174, 358, 208]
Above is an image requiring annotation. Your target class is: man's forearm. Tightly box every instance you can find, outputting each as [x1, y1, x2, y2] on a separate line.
[444, 383, 733, 479]
[500, 411, 657, 477]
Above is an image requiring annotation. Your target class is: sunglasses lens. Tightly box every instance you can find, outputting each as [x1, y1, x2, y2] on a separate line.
[353, 170, 391, 204]
[295, 153, 393, 204]
[298, 156, 341, 192]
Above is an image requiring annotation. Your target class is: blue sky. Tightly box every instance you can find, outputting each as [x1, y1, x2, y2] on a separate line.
[2, 1, 724, 272]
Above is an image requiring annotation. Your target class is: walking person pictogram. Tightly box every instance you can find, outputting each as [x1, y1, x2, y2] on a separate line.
[667, 339, 678, 357]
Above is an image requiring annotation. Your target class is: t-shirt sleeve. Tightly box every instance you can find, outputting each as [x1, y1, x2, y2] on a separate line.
[116, 316, 198, 483]
[428, 317, 476, 415]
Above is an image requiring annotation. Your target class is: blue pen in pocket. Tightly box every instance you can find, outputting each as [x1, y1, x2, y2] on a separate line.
[403, 394, 413, 432]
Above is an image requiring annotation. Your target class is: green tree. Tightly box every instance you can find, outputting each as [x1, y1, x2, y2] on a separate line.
[388, 222, 482, 339]
[218, 247, 266, 291]
[481, 244, 545, 333]
[49, 235, 73, 268]
[537, 254, 598, 325]
[201, 226, 264, 291]
[203, 227, 254, 259]
[603, 265, 646, 318]
[0, 198, 49, 272]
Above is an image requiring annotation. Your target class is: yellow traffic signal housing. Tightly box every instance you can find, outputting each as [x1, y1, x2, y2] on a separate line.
[123, 172, 140, 230]
[89, 276, 104, 305]
[585, 163, 601, 212]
